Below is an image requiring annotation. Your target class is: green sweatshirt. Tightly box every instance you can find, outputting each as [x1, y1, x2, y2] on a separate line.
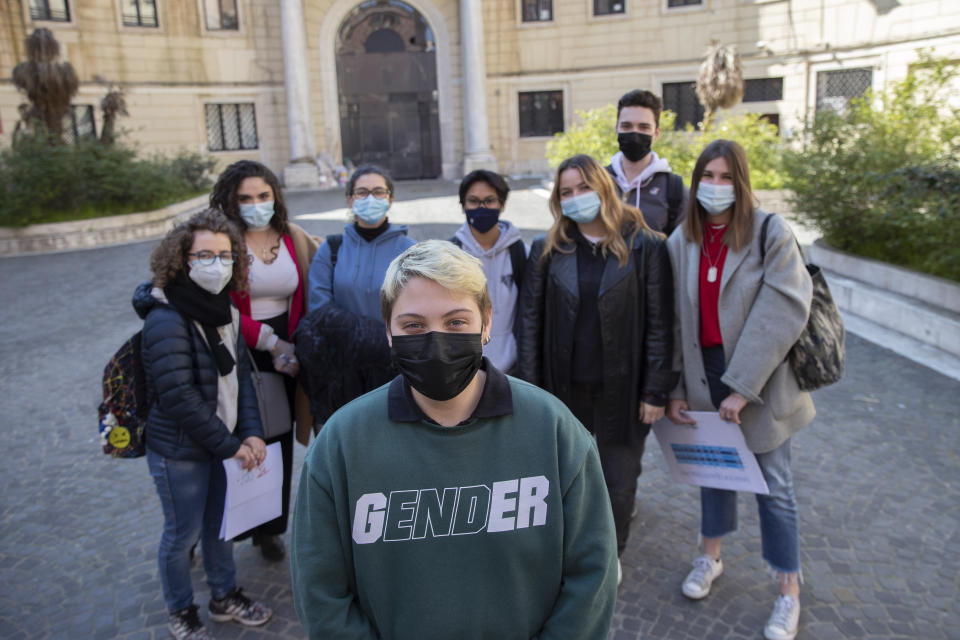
[291, 367, 618, 640]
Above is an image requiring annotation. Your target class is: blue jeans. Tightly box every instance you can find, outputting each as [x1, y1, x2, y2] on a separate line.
[147, 449, 236, 612]
[699, 346, 800, 574]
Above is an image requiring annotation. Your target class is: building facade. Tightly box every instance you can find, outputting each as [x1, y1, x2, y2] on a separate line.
[2, 0, 958, 184]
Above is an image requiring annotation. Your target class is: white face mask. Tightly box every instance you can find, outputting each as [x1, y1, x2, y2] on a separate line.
[697, 182, 736, 215]
[188, 261, 232, 294]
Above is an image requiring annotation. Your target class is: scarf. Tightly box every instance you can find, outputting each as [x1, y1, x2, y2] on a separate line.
[164, 272, 236, 376]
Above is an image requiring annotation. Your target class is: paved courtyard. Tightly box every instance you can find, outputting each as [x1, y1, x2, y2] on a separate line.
[0, 180, 957, 639]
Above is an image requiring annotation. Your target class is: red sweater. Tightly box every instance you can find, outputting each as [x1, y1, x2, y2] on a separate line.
[230, 233, 306, 349]
[698, 224, 728, 348]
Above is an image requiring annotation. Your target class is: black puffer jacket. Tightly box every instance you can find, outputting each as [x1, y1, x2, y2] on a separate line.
[132, 282, 262, 461]
[517, 228, 678, 445]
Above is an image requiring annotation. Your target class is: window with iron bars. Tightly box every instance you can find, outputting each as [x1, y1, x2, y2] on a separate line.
[594, 0, 625, 16]
[667, 0, 701, 8]
[29, 0, 70, 21]
[662, 81, 704, 130]
[743, 78, 783, 102]
[816, 68, 872, 113]
[204, 0, 238, 30]
[518, 90, 564, 137]
[62, 105, 97, 145]
[122, 0, 158, 27]
[205, 103, 258, 151]
[522, 0, 552, 22]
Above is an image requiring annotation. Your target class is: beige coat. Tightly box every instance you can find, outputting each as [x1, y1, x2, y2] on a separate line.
[288, 223, 321, 447]
[666, 209, 814, 453]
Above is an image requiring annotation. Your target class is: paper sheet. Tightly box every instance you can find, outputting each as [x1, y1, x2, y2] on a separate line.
[220, 442, 283, 540]
[652, 412, 770, 495]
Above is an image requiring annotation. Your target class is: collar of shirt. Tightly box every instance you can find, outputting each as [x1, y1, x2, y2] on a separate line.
[387, 357, 513, 424]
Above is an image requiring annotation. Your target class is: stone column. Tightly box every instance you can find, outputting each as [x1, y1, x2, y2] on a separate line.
[459, 0, 497, 174]
[280, 0, 321, 188]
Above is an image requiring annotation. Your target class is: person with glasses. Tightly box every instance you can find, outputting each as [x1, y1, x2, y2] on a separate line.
[132, 209, 272, 640]
[210, 160, 320, 563]
[449, 170, 527, 374]
[517, 154, 677, 586]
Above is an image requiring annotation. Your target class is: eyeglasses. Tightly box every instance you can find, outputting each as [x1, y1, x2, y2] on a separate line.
[188, 251, 237, 266]
[353, 188, 391, 199]
[465, 196, 500, 208]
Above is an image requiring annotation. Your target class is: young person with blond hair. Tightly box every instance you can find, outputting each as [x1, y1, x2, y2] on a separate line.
[517, 154, 677, 584]
[290, 240, 618, 640]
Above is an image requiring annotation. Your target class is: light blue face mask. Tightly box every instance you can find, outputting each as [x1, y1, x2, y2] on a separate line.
[352, 194, 391, 225]
[696, 182, 736, 215]
[560, 191, 602, 224]
[239, 201, 275, 229]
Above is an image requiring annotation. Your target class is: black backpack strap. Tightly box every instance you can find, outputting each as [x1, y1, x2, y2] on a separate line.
[759, 213, 774, 261]
[326, 234, 343, 270]
[665, 173, 684, 230]
[508, 239, 526, 291]
[449, 236, 463, 248]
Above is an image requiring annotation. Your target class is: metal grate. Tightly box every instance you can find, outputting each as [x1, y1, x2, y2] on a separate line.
[518, 90, 564, 137]
[667, 0, 702, 8]
[122, 0, 158, 27]
[521, 0, 552, 22]
[62, 105, 96, 145]
[594, 0, 625, 15]
[662, 81, 704, 130]
[816, 68, 872, 113]
[743, 78, 783, 102]
[205, 103, 258, 151]
[29, 0, 70, 21]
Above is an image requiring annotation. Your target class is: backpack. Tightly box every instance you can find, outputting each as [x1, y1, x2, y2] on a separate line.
[98, 331, 149, 458]
[326, 233, 343, 270]
[449, 236, 527, 291]
[664, 172, 684, 233]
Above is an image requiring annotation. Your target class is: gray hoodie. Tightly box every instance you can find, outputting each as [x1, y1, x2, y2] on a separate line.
[453, 220, 527, 373]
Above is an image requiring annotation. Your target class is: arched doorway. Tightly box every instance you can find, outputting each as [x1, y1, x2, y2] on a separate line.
[336, 1, 442, 179]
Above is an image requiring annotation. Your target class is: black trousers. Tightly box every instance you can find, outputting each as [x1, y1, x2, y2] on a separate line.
[248, 313, 295, 537]
[567, 383, 646, 557]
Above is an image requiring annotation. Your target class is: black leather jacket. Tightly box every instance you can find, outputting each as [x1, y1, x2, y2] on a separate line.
[133, 282, 263, 461]
[517, 228, 678, 444]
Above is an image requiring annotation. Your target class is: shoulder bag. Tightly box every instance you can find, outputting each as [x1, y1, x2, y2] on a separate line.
[247, 349, 292, 439]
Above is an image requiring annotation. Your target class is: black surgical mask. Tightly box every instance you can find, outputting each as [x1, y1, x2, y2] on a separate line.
[390, 331, 483, 401]
[618, 132, 653, 163]
[466, 206, 501, 233]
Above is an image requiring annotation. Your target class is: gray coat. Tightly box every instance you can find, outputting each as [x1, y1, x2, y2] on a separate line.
[666, 209, 814, 453]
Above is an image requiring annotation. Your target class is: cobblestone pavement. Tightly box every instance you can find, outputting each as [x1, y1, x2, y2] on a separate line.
[0, 181, 958, 639]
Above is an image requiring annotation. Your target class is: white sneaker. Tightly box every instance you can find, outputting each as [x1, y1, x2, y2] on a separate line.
[681, 555, 723, 599]
[764, 595, 800, 640]
[617, 559, 623, 586]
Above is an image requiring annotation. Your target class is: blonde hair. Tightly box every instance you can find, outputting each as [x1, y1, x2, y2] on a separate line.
[544, 154, 653, 267]
[682, 139, 756, 251]
[380, 240, 492, 323]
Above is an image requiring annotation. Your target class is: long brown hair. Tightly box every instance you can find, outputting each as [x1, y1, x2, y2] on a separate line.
[149, 208, 248, 290]
[544, 154, 652, 267]
[682, 139, 756, 251]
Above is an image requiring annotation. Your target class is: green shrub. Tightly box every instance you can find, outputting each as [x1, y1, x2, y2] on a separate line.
[545, 107, 784, 189]
[0, 134, 216, 227]
[784, 53, 960, 281]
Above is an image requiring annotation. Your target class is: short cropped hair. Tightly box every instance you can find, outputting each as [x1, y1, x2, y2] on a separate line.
[346, 165, 394, 198]
[458, 169, 511, 207]
[381, 240, 491, 324]
[616, 89, 663, 126]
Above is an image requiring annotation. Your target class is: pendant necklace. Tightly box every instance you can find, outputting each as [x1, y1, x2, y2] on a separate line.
[248, 232, 281, 265]
[701, 224, 727, 284]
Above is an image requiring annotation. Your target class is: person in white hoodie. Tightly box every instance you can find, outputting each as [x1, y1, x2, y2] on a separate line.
[450, 170, 527, 375]
[605, 89, 689, 236]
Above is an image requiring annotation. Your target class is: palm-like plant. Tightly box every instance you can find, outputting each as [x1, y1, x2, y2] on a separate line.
[696, 41, 743, 130]
[12, 28, 79, 143]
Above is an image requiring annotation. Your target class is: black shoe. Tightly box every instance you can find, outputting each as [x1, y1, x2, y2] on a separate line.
[253, 533, 285, 562]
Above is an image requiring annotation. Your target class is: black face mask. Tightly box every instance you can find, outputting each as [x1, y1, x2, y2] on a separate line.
[390, 331, 483, 401]
[618, 132, 653, 163]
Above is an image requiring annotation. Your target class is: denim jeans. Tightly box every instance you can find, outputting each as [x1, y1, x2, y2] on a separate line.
[147, 449, 236, 612]
[698, 346, 800, 574]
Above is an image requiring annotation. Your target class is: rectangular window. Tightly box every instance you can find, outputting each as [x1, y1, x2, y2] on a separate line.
[205, 103, 258, 151]
[594, 0, 625, 15]
[204, 0, 238, 30]
[667, 0, 701, 7]
[816, 68, 872, 113]
[662, 81, 704, 130]
[522, 0, 552, 22]
[63, 105, 96, 145]
[743, 78, 783, 102]
[29, 0, 70, 21]
[759, 113, 780, 133]
[122, 0, 158, 27]
[518, 91, 564, 137]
